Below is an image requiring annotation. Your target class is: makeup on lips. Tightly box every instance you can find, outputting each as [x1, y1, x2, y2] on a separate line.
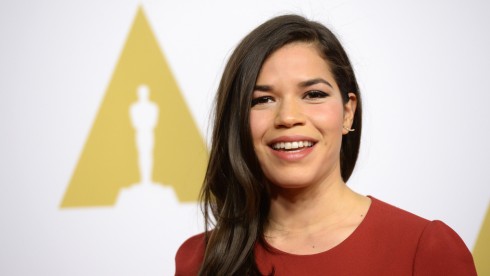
[268, 136, 316, 161]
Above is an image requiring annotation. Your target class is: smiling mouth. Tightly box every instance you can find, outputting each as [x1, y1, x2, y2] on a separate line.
[271, 141, 315, 151]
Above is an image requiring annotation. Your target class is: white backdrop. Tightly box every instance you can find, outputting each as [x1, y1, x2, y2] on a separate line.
[1, 0, 489, 275]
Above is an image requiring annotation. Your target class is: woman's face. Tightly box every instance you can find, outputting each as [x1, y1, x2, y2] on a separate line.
[250, 42, 356, 190]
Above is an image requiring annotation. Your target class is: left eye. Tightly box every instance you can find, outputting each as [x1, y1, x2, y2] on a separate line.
[251, 96, 274, 107]
[303, 90, 328, 99]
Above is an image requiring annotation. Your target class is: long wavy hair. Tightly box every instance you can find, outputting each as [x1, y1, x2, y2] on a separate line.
[199, 14, 362, 275]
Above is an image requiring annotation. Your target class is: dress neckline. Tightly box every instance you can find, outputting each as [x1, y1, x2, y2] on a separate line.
[259, 195, 376, 257]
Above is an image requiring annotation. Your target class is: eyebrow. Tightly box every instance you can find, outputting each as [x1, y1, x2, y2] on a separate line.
[254, 78, 333, 92]
[253, 84, 272, 92]
[299, 78, 333, 88]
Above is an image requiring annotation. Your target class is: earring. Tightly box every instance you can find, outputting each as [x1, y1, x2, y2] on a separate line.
[343, 126, 355, 132]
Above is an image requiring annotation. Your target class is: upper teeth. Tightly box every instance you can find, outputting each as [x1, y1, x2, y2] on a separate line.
[272, 141, 313, 150]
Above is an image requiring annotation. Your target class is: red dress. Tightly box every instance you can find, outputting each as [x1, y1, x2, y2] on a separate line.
[175, 197, 477, 275]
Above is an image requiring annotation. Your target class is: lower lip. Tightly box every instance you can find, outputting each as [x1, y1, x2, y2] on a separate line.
[269, 145, 315, 161]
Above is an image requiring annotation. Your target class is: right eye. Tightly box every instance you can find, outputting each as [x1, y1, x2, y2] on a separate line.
[251, 96, 274, 107]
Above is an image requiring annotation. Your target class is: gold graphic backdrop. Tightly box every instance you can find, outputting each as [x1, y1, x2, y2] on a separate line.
[61, 7, 207, 207]
[474, 204, 490, 275]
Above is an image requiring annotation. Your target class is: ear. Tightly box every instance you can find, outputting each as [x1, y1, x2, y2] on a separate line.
[342, 93, 357, 135]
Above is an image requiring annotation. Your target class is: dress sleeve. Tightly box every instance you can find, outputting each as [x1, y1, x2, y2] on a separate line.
[175, 233, 205, 276]
[413, 220, 477, 276]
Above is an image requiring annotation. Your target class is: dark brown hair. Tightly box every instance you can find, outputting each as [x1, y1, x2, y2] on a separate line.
[199, 14, 362, 275]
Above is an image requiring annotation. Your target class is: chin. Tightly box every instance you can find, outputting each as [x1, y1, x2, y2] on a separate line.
[268, 177, 316, 190]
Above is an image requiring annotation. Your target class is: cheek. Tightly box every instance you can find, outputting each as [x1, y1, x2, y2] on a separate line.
[250, 111, 268, 144]
[308, 102, 345, 131]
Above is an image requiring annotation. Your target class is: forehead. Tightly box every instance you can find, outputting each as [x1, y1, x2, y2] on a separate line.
[257, 42, 334, 84]
[269, 42, 325, 62]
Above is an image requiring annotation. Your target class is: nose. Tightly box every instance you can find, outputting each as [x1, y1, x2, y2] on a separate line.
[274, 98, 305, 128]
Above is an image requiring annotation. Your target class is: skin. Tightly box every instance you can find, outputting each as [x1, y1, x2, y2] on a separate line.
[250, 42, 371, 255]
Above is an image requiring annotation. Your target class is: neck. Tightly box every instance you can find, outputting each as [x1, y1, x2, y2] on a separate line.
[266, 176, 362, 234]
[263, 174, 371, 255]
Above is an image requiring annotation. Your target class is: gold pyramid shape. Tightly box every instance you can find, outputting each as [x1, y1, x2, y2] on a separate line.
[474, 202, 490, 275]
[60, 6, 207, 207]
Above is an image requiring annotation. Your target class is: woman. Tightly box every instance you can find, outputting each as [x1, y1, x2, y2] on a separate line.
[175, 15, 476, 275]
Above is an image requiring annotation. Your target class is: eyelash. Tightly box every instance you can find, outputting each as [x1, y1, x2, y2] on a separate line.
[251, 90, 329, 107]
[303, 90, 328, 99]
[251, 96, 274, 107]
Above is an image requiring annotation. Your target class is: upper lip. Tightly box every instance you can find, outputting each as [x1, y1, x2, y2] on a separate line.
[268, 135, 317, 147]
